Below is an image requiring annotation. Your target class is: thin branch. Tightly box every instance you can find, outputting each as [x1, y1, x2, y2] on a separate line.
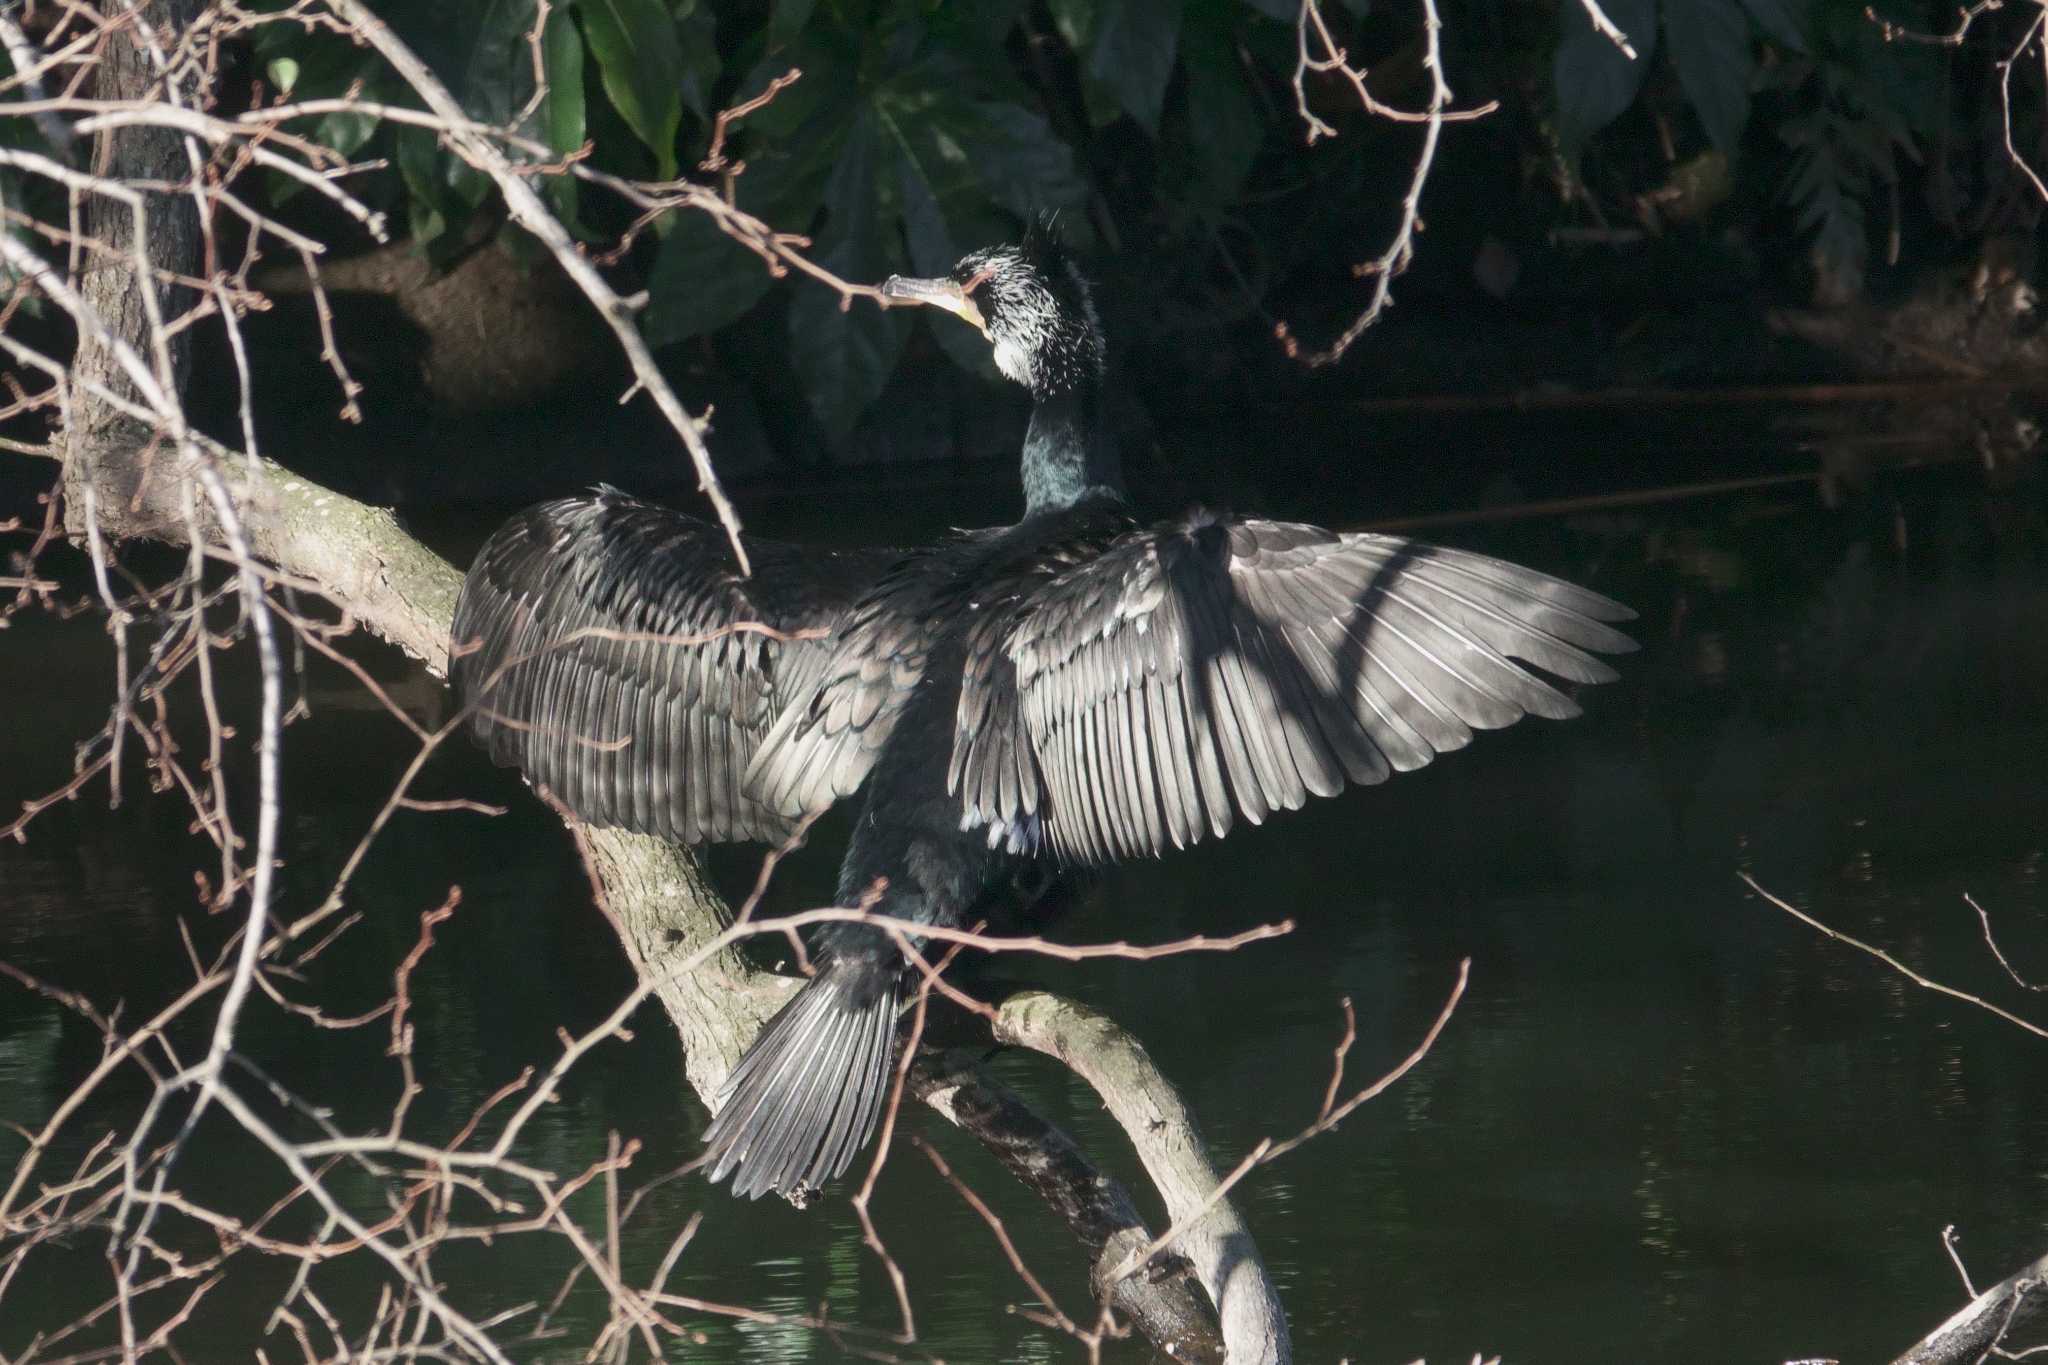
[1280, 0, 1484, 365]
[1741, 873, 2048, 1039]
[315, 0, 753, 572]
[1579, 0, 1641, 59]
[1963, 893, 2047, 993]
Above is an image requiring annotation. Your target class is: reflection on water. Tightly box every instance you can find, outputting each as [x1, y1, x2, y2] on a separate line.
[3, 471, 2048, 1362]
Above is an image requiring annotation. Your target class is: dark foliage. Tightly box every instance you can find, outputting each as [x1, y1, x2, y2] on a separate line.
[6, 0, 2033, 430]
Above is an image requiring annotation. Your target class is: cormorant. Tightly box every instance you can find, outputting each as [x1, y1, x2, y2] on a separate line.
[450, 228, 1636, 1201]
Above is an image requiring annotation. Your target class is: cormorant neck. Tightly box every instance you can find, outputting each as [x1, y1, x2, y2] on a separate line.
[1022, 381, 1123, 516]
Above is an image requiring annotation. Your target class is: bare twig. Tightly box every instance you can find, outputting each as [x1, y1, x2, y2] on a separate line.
[1280, 0, 1485, 365]
[0, 10, 1381, 1361]
[1579, 0, 1641, 59]
[1741, 873, 2048, 1039]
[1865, 1, 2010, 47]
[316, 0, 754, 572]
[1964, 893, 2047, 993]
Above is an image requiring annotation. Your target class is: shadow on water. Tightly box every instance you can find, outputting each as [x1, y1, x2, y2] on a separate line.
[4, 445, 2048, 1362]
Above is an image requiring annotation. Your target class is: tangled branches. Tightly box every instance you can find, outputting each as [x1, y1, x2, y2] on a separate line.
[1278, 0, 1499, 367]
[0, 3, 1477, 1360]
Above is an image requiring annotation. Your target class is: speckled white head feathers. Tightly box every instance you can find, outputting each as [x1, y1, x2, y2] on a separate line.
[882, 226, 1105, 399]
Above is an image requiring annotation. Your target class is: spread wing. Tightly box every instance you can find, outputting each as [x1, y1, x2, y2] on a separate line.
[952, 514, 1637, 863]
[741, 541, 973, 820]
[450, 490, 898, 843]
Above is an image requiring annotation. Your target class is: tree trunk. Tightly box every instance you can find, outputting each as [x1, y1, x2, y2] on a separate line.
[62, 0, 203, 539]
[23, 5, 1265, 1355]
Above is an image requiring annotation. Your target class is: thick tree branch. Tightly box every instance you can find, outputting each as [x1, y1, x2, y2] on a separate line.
[4, 5, 1298, 1352]
[46, 431, 1253, 1355]
[1892, 1247, 2048, 1364]
[996, 991, 1292, 1364]
[60, 0, 202, 513]
[912, 1049, 1225, 1363]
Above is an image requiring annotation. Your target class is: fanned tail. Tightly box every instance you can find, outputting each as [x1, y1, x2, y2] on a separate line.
[702, 964, 900, 1200]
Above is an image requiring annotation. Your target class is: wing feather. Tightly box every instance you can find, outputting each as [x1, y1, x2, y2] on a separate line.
[950, 512, 1635, 864]
[450, 491, 896, 843]
[1125, 684, 1163, 855]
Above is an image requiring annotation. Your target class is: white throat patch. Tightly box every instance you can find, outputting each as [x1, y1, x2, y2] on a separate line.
[992, 336, 1034, 387]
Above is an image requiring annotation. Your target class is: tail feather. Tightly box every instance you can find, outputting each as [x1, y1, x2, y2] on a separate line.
[816, 995, 897, 1183]
[703, 968, 900, 1200]
[745, 1006, 853, 1189]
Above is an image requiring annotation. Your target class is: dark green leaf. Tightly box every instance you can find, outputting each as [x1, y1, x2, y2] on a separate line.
[1737, 0, 1807, 52]
[540, 7, 587, 222]
[1088, 0, 1184, 134]
[897, 155, 958, 278]
[1179, 13, 1261, 214]
[1553, 0, 1658, 160]
[369, 1, 536, 126]
[1665, 0, 1753, 155]
[397, 124, 455, 251]
[729, 44, 856, 226]
[677, 3, 720, 122]
[730, 25, 859, 143]
[256, 38, 386, 192]
[790, 277, 910, 439]
[576, 0, 683, 178]
[642, 212, 777, 347]
[1238, 0, 1297, 21]
[768, 0, 819, 52]
[408, 199, 451, 254]
[312, 104, 382, 162]
[539, 29, 585, 148]
[895, 143, 1005, 381]
[1045, 0, 1124, 130]
[462, 0, 540, 126]
[1048, 0, 1095, 49]
[928, 0, 1032, 50]
[960, 102, 1090, 217]
[789, 114, 910, 438]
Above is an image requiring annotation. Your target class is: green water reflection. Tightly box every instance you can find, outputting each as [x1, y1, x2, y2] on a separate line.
[2, 471, 2046, 1362]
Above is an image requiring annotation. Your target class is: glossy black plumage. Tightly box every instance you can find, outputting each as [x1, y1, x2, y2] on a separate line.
[747, 504, 1634, 864]
[704, 957, 898, 1198]
[450, 491, 896, 844]
[451, 228, 1637, 1202]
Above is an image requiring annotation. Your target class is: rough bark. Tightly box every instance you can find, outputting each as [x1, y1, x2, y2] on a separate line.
[575, 824, 792, 1102]
[1892, 1249, 2048, 1365]
[913, 1048, 1225, 1363]
[61, 0, 203, 541]
[55, 442, 1248, 1354]
[997, 991, 1292, 1365]
[25, 7, 1274, 1352]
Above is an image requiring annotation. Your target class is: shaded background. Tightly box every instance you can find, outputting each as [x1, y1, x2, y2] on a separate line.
[6, 0, 2048, 1360]
[5, 0, 2039, 506]
[7, 452, 2048, 1362]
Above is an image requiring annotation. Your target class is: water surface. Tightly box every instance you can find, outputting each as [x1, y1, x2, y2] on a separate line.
[3, 462, 2046, 1362]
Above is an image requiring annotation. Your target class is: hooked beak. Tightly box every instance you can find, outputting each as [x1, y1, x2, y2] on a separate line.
[881, 274, 987, 336]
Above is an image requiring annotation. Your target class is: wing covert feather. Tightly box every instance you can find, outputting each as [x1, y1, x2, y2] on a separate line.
[451, 490, 895, 843]
[952, 512, 1635, 863]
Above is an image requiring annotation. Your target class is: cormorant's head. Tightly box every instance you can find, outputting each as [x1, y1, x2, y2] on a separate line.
[882, 225, 1104, 398]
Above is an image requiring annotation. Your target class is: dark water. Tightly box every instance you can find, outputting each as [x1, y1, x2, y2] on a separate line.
[4, 460, 2048, 1363]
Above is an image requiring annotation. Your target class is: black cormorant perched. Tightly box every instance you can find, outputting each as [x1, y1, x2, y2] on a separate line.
[450, 228, 1636, 1201]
